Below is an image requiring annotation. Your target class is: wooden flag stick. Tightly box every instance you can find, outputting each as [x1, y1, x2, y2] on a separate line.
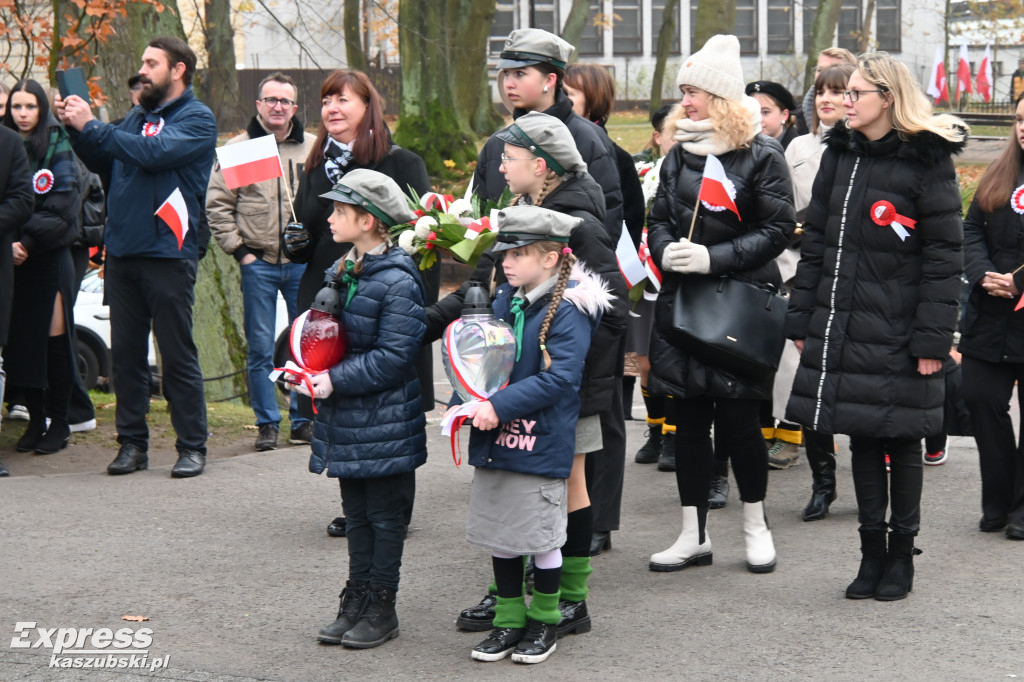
[687, 201, 700, 242]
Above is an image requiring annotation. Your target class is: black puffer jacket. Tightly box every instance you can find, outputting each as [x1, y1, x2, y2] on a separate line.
[647, 135, 795, 400]
[958, 168, 1024, 364]
[785, 121, 966, 438]
[426, 172, 628, 417]
[473, 91, 624, 242]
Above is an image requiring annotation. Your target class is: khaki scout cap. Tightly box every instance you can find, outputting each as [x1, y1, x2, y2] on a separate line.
[319, 168, 416, 227]
[491, 205, 582, 252]
[495, 112, 588, 177]
[497, 28, 575, 71]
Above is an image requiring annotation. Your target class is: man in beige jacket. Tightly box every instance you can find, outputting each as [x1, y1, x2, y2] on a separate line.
[207, 72, 315, 451]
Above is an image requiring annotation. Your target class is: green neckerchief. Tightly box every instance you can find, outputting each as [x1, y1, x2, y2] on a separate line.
[342, 260, 358, 309]
[509, 296, 527, 362]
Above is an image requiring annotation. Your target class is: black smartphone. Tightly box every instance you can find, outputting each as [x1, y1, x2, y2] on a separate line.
[56, 67, 91, 104]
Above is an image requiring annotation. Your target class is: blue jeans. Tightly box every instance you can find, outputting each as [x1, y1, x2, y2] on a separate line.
[239, 258, 306, 428]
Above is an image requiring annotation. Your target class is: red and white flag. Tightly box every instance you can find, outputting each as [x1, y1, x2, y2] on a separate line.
[615, 222, 647, 289]
[156, 187, 189, 250]
[977, 44, 993, 102]
[697, 154, 740, 220]
[216, 135, 284, 190]
[926, 45, 949, 104]
[638, 227, 662, 292]
[957, 44, 973, 95]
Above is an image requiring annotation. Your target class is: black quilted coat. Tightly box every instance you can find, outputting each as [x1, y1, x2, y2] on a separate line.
[785, 121, 966, 438]
[647, 135, 795, 400]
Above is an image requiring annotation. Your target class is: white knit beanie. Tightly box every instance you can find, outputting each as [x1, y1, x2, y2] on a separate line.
[676, 34, 745, 102]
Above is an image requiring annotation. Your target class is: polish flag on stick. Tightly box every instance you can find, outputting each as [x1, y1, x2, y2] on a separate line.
[615, 222, 647, 288]
[926, 45, 949, 104]
[977, 45, 993, 103]
[216, 135, 284, 190]
[688, 153, 739, 239]
[638, 227, 662, 292]
[155, 187, 189, 250]
[957, 43, 973, 95]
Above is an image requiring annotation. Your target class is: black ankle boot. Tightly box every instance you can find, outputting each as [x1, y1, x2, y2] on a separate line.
[34, 421, 70, 455]
[803, 433, 837, 521]
[657, 431, 676, 471]
[874, 532, 922, 601]
[317, 580, 368, 644]
[15, 391, 47, 453]
[341, 584, 399, 648]
[845, 530, 887, 599]
[634, 424, 663, 463]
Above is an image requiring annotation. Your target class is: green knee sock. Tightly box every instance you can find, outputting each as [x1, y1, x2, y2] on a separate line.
[559, 556, 592, 602]
[493, 595, 527, 628]
[526, 589, 562, 625]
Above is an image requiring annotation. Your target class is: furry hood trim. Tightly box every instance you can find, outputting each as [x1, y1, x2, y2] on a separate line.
[564, 261, 615, 321]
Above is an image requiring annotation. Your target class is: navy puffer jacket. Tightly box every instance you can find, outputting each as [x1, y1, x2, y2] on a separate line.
[785, 121, 966, 438]
[309, 247, 428, 478]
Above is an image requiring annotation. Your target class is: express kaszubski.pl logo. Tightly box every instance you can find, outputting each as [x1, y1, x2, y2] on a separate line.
[10, 622, 170, 671]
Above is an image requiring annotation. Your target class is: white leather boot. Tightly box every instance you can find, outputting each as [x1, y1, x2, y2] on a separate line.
[649, 506, 712, 571]
[743, 501, 777, 573]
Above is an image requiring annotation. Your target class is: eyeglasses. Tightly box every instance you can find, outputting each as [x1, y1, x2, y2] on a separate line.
[260, 96, 296, 108]
[842, 89, 888, 103]
[130, 84, 145, 92]
[500, 153, 531, 163]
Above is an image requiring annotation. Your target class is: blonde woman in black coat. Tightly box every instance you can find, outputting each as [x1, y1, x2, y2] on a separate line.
[786, 53, 966, 600]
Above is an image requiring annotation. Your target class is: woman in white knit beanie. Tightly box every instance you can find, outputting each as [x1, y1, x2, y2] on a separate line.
[645, 34, 796, 575]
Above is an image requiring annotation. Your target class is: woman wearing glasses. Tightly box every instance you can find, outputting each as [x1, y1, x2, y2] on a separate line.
[786, 53, 967, 600]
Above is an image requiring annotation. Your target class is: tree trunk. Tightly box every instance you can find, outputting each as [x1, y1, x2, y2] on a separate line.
[858, 0, 875, 53]
[203, 0, 245, 131]
[650, 0, 680, 111]
[448, 0, 503, 135]
[804, 0, 843, 89]
[694, 0, 736, 49]
[344, 0, 368, 71]
[95, 3, 249, 405]
[394, 0, 477, 174]
[560, 0, 591, 60]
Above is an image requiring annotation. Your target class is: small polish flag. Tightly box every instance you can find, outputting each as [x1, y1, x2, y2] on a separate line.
[638, 227, 662, 291]
[697, 154, 740, 220]
[155, 187, 189, 250]
[957, 44, 972, 95]
[462, 216, 491, 241]
[977, 45, 993, 103]
[926, 45, 949, 104]
[215, 135, 284, 190]
[1015, 291, 1024, 312]
[615, 222, 647, 288]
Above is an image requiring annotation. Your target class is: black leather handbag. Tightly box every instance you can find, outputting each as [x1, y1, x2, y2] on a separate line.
[667, 275, 788, 381]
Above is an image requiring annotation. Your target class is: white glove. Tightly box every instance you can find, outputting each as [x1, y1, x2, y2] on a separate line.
[661, 238, 711, 274]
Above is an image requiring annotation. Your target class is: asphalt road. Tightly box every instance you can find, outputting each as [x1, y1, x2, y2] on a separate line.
[3, 402, 1023, 682]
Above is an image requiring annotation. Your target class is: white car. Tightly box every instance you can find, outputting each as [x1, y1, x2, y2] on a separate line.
[74, 269, 292, 391]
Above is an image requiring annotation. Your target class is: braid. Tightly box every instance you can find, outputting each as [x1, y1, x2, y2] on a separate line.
[538, 252, 576, 371]
[352, 217, 391, 276]
[534, 169, 560, 207]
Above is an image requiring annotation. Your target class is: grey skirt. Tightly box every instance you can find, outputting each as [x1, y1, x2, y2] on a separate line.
[467, 468, 567, 555]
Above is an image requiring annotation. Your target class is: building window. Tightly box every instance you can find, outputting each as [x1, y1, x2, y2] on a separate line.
[578, 1, 603, 56]
[802, 0, 817, 49]
[612, 1, 642, 55]
[652, 0, 681, 53]
[837, 0, 861, 51]
[530, 1, 558, 34]
[767, 0, 794, 54]
[690, 0, 756, 55]
[876, 0, 900, 52]
[490, 3, 516, 56]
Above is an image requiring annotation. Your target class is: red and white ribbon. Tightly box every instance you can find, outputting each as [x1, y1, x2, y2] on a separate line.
[268, 361, 322, 414]
[1011, 184, 1024, 215]
[870, 200, 917, 241]
[142, 118, 165, 137]
[462, 216, 491, 242]
[32, 169, 54, 194]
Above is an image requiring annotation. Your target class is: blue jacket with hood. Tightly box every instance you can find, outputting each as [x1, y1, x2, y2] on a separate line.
[69, 86, 217, 261]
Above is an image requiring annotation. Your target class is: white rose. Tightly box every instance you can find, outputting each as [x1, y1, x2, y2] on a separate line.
[413, 215, 437, 239]
[397, 229, 417, 254]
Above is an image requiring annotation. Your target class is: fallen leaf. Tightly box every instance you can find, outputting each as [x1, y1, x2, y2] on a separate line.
[243, 425, 258, 430]
[121, 615, 149, 622]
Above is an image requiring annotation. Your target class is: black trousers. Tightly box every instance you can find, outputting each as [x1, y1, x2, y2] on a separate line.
[106, 256, 207, 453]
[674, 396, 767, 507]
[340, 471, 415, 591]
[67, 245, 96, 425]
[962, 356, 1024, 526]
[585, 339, 627, 533]
[849, 436, 922, 534]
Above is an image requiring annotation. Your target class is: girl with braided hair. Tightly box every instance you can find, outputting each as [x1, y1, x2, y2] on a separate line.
[450, 205, 613, 665]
